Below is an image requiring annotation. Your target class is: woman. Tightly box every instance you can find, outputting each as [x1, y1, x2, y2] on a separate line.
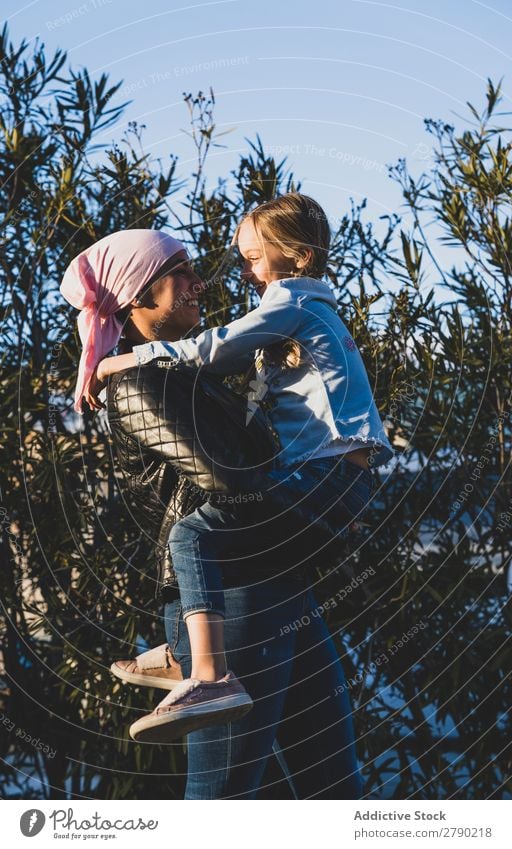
[60, 227, 366, 799]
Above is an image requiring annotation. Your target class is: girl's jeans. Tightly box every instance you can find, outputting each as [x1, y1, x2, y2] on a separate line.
[164, 581, 365, 799]
[169, 454, 375, 619]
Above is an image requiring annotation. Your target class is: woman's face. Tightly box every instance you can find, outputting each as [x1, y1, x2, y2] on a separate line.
[237, 218, 296, 297]
[129, 250, 205, 341]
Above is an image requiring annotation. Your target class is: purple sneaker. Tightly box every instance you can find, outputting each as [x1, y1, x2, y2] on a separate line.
[129, 671, 253, 743]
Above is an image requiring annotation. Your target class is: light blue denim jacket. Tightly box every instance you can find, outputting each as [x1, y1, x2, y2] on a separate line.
[133, 277, 395, 469]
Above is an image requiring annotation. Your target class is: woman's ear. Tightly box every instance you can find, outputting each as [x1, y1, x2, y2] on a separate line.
[116, 293, 147, 328]
[130, 295, 146, 308]
[130, 284, 157, 308]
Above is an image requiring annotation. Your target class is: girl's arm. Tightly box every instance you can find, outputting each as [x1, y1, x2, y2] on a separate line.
[84, 353, 137, 410]
[85, 286, 302, 408]
[98, 352, 137, 377]
[132, 286, 302, 370]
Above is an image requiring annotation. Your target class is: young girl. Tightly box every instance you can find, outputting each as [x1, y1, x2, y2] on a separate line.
[93, 193, 394, 743]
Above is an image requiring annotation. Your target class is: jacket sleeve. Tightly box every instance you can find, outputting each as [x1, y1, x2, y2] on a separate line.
[132, 287, 301, 370]
[143, 348, 255, 378]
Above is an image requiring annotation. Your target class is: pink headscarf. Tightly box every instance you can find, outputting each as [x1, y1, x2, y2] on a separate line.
[60, 229, 186, 412]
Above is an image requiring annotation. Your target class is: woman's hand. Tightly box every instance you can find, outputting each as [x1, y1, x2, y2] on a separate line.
[83, 353, 138, 412]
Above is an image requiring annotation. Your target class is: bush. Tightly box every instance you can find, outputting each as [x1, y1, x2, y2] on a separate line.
[0, 26, 510, 798]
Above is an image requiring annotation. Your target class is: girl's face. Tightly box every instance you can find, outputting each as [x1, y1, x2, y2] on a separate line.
[237, 218, 296, 296]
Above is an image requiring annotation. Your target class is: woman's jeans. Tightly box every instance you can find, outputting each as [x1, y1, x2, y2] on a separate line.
[164, 581, 365, 799]
[169, 454, 375, 619]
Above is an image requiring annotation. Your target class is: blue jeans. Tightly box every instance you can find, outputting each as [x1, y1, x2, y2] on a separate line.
[168, 454, 375, 619]
[164, 580, 365, 799]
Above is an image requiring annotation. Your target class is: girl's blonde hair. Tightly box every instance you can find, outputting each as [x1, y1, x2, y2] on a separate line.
[235, 192, 331, 279]
[236, 193, 331, 369]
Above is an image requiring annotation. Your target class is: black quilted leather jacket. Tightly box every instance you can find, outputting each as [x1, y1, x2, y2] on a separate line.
[106, 362, 309, 601]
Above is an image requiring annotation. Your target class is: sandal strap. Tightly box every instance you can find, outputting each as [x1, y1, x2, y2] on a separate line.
[136, 643, 170, 670]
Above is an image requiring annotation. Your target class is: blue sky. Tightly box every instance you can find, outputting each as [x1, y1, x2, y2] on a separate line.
[4, 0, 512, 288]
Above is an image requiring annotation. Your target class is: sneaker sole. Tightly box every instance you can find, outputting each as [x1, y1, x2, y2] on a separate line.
[110, 662, 182, 691]
[129, 694, 254, 743]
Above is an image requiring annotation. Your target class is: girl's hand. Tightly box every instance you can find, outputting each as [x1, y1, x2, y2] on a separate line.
[84, 365, 107, 412]
[83, 353, 137, 412]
